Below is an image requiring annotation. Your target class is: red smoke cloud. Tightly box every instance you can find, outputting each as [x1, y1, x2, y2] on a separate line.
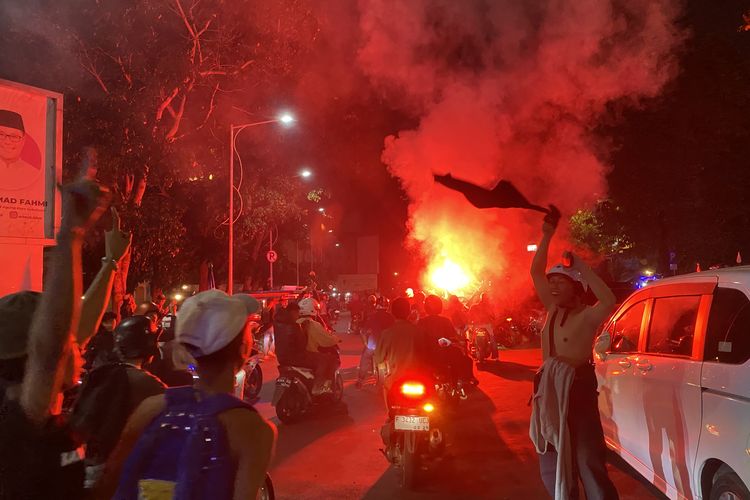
[356, 0, 685, 301]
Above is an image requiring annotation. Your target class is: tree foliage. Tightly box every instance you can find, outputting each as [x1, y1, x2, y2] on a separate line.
[0, 0, 319, 293]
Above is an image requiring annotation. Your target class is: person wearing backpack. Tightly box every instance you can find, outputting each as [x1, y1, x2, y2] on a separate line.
[71, 315, 166, 490]
[96, 289, 276, 500]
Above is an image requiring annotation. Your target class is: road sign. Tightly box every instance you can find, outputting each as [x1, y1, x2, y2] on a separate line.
[266, 250, 278, 263]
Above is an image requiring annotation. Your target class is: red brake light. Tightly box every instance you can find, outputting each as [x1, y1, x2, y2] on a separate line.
[401, 382, 426, 397]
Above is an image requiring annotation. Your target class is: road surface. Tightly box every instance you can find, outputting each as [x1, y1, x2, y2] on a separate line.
[254, 315, 665, 500]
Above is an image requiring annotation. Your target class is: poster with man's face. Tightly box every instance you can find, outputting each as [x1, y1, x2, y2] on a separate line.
[0, 85, 48, 238]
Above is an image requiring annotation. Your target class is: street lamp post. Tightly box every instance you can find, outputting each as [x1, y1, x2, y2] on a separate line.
[228, 114, 294, 295]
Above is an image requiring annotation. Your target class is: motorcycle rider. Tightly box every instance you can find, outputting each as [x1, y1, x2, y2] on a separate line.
[374, 297, 428, 395]
[530, 208, 618, 499]
[139, 302, 193, 387]
[469, 293, 498, 359]
[408, 291, 426, 323]
[418, 295, 477, 386]
[357, 297, 395, 387]
[297, 298, 342, 395]
[71, 316, 166, 489]
[446, 295, 469, 336]
[83, 311, 118, 371]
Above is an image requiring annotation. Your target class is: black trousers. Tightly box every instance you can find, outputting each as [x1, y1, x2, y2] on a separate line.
[538, 365, 619, 500]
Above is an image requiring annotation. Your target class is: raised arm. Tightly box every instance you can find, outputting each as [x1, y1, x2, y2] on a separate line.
[531, 207, 559, 311]
[77, 207, 132, 345]
[21, 163, 109, 423]
[575, 257, 617, 325]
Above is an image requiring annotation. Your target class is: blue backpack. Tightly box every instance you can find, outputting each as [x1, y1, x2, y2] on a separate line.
[114, 386, 254, 500]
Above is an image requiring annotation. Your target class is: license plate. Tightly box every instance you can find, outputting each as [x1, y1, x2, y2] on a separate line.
[277, 377, 291, 388]
[394, 415, 430, 431]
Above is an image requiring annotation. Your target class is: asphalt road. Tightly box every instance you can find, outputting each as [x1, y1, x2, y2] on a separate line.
[254, 315, 665, 500]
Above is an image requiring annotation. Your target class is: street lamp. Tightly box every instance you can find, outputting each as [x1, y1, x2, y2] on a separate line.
[228, 113, 295, 295]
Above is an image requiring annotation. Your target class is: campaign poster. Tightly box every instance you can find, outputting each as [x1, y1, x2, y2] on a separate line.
[0, 80, 59, 240]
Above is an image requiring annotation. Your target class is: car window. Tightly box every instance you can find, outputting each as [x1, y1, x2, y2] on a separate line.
[646, 296, 701, 357]
[704, 287, 750, 364]
[609, 301, 646, 353]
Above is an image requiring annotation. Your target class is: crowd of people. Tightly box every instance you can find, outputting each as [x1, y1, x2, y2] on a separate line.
[0, 172, 275, 499]
[0, 169, 619, 500]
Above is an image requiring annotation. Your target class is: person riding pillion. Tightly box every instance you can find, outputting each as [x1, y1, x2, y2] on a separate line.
[297, 297, 342, 395]
[529, 206, 619, 500]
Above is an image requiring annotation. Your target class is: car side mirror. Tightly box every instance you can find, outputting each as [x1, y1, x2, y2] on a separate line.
[594, 331, 612, 361]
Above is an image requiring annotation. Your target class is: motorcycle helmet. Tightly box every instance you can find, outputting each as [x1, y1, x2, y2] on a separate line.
[114, 316, 161, 360]
[298, 297, 320, 317]
[546, 264, 589, 294]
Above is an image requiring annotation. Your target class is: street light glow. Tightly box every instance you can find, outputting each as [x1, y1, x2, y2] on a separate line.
[278, 112, 295, 125]
[318, 207, 325, 213]
[300, 169, 312, 178]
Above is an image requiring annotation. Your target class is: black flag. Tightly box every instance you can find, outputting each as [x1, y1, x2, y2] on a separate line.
[433, 173, 549, 214]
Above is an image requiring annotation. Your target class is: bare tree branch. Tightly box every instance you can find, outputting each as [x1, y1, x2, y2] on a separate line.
[165, 93, 188, 141]
[197, 82, 220, 130]
[156, 87, 180, 121]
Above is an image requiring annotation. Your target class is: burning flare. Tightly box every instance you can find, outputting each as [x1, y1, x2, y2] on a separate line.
[429, 258, 472, 295]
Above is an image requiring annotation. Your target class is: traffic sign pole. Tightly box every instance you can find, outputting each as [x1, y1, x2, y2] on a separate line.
[269, 230, 274, 289]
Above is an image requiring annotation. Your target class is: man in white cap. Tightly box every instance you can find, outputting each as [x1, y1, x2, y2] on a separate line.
[97, 290, 276, 499]
[529, 207, 618, 500]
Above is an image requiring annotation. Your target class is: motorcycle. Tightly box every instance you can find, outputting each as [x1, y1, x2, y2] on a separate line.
[467, 326, 492, 366]
[349, 312, 363, 335]
[382, 376, 445, 489]
[434, 338, 467, 404]
[234, 327, 266, 403]
[496, 317, 523, 348]
[272, 352, 344, 424]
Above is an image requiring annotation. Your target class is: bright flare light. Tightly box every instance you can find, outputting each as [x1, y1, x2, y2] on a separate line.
[300, 169, 312, 178]
[430, 259, 471, 294]
[279, 113, 295, 125]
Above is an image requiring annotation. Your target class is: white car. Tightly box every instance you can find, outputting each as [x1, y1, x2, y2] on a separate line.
[594, 268, 750, 500]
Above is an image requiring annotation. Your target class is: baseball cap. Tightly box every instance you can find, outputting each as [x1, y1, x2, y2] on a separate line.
[176, 290, 260, 357]
[0, 291, 41, 360]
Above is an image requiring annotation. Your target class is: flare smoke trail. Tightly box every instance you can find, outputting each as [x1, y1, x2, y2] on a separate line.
[356, 0, 685, 299]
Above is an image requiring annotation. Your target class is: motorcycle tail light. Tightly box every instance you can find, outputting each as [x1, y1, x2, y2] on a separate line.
[401, 382, 426, 397]
[423, 403, 435, 413]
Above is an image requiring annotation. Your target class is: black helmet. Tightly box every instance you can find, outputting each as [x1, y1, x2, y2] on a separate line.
[114, 316, 160, 360]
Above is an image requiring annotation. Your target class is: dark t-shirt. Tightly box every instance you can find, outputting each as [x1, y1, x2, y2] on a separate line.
[418, 314, 460, 346]
[71, 364, 165, 464]
[274, 315, 307, 366]
[362, 310, 396, 349]
[0, 385, 85, 500]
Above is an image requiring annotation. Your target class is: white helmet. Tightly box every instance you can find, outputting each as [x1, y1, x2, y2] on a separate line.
[546, 264, 589, 293]
[298, 297, 320, 317]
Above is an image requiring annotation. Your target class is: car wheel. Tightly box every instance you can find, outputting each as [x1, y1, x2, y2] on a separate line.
[711, 466, 750, 500]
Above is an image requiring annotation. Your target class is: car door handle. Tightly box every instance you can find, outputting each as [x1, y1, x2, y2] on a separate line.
[635, 360, 652, 372]
[617, 359, 632, 369]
